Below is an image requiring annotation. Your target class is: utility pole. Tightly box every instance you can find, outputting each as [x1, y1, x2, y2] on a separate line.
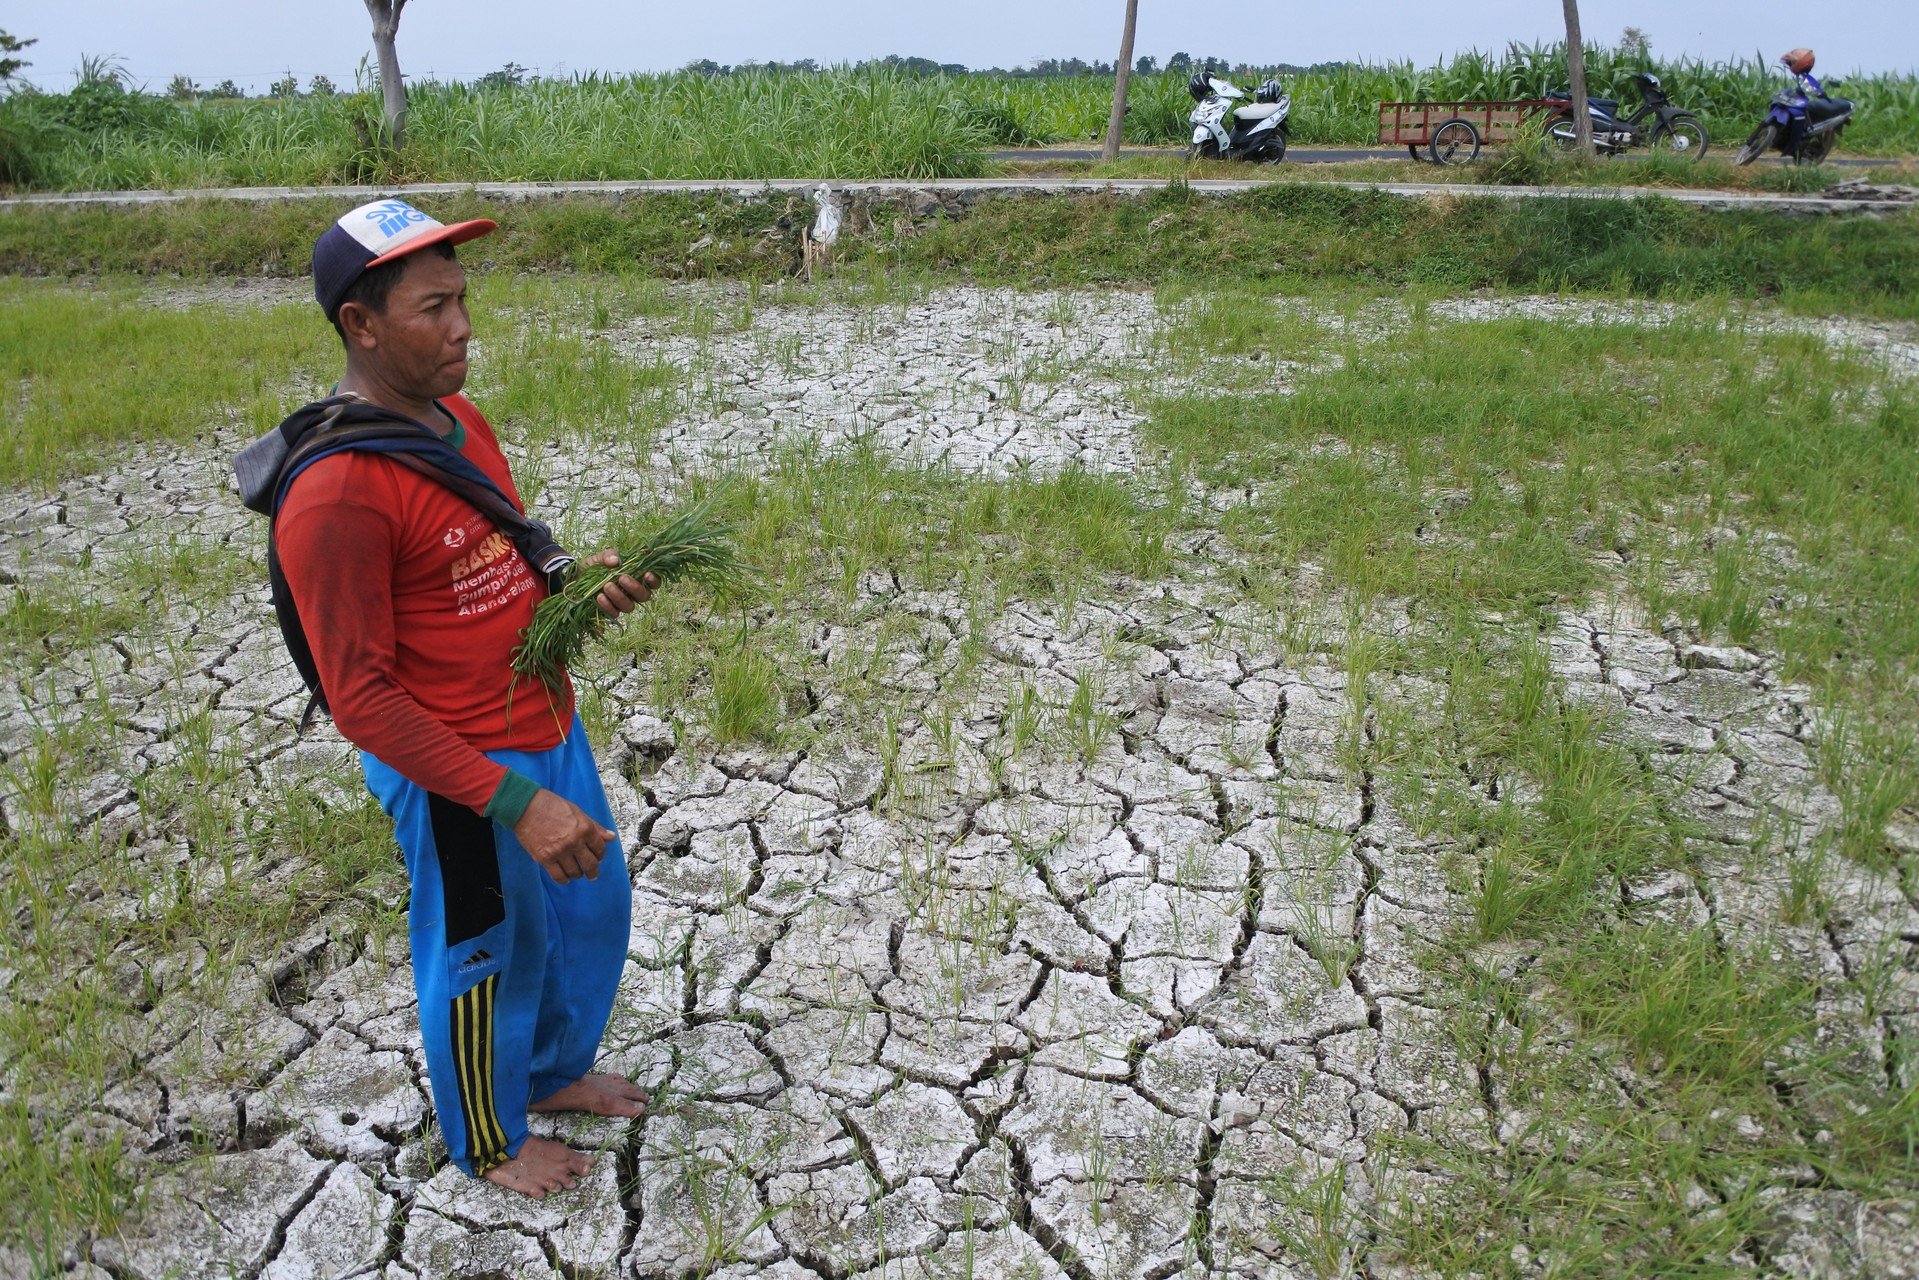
[1561, 0, 1594, 156]
[1101, 0, 1140, 163]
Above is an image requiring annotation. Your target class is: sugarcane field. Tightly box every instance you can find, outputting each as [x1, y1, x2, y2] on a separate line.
[1, 5, 1917, 1280]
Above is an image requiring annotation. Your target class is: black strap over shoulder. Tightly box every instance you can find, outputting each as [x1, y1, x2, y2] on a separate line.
[238, 396, 574, 733]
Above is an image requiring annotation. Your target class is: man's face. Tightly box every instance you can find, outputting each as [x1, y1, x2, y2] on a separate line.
[346, 251, 473, 400]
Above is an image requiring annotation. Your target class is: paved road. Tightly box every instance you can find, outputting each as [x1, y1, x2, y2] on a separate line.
[991, 145, 1902, 167]
[993, 147, 1395, 164]
[3, 176, 1904, 216]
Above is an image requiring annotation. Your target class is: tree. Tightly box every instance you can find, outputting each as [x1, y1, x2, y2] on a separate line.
[270, 71, 300, 97]
[1135, 54, 1157, 75]
[477, 61, 529, 91]
[309, 74, 338, 96]
[210, 79, 245, 99]
[1561, 0, 1594, 156]
[1102, 0, 1140, 162]
[1619, 26, 1650, 59]
[1166, 52, 1191, 73]
[0, 30, 34, 84]
[363, 0, 409, 149]
[166, 74, 199, 100]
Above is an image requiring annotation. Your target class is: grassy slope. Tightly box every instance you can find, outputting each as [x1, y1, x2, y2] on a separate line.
[1, 187, 1916, 322]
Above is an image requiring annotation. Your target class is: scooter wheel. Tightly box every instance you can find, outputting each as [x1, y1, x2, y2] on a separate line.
[1796, 132, 1835, 165]
[1733, 123, 1777, 166]
[1651, 114, 1709, 161]
[1257, 127, 1288, 164]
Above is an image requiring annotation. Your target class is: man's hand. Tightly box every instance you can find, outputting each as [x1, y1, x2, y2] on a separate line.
[586, 549, 660, 618]
[513, 788, 616, 884]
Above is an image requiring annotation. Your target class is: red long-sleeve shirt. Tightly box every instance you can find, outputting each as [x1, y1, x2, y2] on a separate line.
[275, 394, 573, 813]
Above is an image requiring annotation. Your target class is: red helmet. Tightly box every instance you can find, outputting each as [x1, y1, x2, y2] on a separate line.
[1781, 48, 1815, 75]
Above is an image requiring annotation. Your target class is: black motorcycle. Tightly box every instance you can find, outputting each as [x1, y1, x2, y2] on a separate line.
[1541, 73, 1709, 159]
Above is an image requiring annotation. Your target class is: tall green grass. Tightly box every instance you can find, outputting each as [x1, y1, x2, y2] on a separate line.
[3, 67, 995, 189]
[996, 43, 1919, 154]
[1, 44, 1911, 191]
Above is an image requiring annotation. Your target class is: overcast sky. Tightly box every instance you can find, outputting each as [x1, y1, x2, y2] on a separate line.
[8, 1, 1913, 92]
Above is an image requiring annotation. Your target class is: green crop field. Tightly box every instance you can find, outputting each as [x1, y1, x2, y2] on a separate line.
[1, 186, 1916, 1275]
[0, 43, 1913, 191]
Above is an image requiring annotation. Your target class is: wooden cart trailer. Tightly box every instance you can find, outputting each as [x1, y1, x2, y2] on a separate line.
[1378, 99, 1556, 164]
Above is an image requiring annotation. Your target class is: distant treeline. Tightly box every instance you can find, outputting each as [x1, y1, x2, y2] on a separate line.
[677, 54, 1362, 79]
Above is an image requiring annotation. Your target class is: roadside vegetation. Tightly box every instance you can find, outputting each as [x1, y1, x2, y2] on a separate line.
[0, 43, 1912, 192]
[2, 187, 1917, 335]
[1, 261, 1915, 1270]
[1022, 151, 1919, 195]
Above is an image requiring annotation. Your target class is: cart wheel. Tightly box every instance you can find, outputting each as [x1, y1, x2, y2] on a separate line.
[1429, 119, 1480, 165]
[1408, 143, 1425, 162]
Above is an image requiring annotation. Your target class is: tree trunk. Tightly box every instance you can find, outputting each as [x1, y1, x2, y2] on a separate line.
[1101, 0, 1140, 163]
[365, 0, 409, 150]
[1561, 0, 1594, 156]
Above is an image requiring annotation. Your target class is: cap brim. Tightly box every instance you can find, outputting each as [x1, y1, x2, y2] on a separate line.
[365, 218, 497, 268]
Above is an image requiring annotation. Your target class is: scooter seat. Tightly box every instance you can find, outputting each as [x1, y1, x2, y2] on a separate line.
[1234, 101, 1285, 120]
[1807, 96, 1852, 122]
[1545, 90, 1619, 117]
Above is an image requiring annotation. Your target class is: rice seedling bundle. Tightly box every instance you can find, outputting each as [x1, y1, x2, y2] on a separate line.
[512, 493, 748, 692]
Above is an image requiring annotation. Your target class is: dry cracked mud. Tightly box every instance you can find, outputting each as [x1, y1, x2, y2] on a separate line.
[2, 284, 1917, 1280]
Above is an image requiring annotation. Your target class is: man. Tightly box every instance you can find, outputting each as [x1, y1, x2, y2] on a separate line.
[264, 199, 652, 1198]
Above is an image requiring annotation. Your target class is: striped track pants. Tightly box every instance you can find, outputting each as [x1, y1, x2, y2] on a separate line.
[362, 715, 631, 1176]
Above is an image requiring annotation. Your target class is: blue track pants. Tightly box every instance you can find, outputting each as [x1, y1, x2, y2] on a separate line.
[362, 715, 631, 1177]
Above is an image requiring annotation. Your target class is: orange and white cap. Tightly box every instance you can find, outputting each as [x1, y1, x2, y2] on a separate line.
[313, 197, 496, 320]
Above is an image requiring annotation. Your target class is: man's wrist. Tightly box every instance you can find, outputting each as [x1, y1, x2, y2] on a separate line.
[484, 770, 541, 827]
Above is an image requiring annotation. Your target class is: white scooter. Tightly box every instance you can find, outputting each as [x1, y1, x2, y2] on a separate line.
[1187, 72, 1291, 163]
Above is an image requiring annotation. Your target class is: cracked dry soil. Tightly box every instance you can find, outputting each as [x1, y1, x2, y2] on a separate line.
[3, 285, 1917, 1280]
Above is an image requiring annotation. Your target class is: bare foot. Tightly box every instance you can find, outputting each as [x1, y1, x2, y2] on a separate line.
[529, 1072, 650, 1118]
[482, 1135, 592, 1199]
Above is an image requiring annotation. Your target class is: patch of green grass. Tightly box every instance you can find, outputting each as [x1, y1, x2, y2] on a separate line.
[1152, 313, 1918, 695]
[0, 1096, 138, 1271]
[6, 190, 1917, 319]
[579, 439, 1181, 748]
[0, 277, 333, 489]
[1366, 610, 1912, 1276]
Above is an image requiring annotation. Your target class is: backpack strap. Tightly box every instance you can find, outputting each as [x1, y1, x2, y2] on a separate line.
[256, 403, 575, 734]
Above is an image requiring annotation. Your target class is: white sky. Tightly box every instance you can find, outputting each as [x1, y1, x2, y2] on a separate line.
[8, 1, 1913, 93]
